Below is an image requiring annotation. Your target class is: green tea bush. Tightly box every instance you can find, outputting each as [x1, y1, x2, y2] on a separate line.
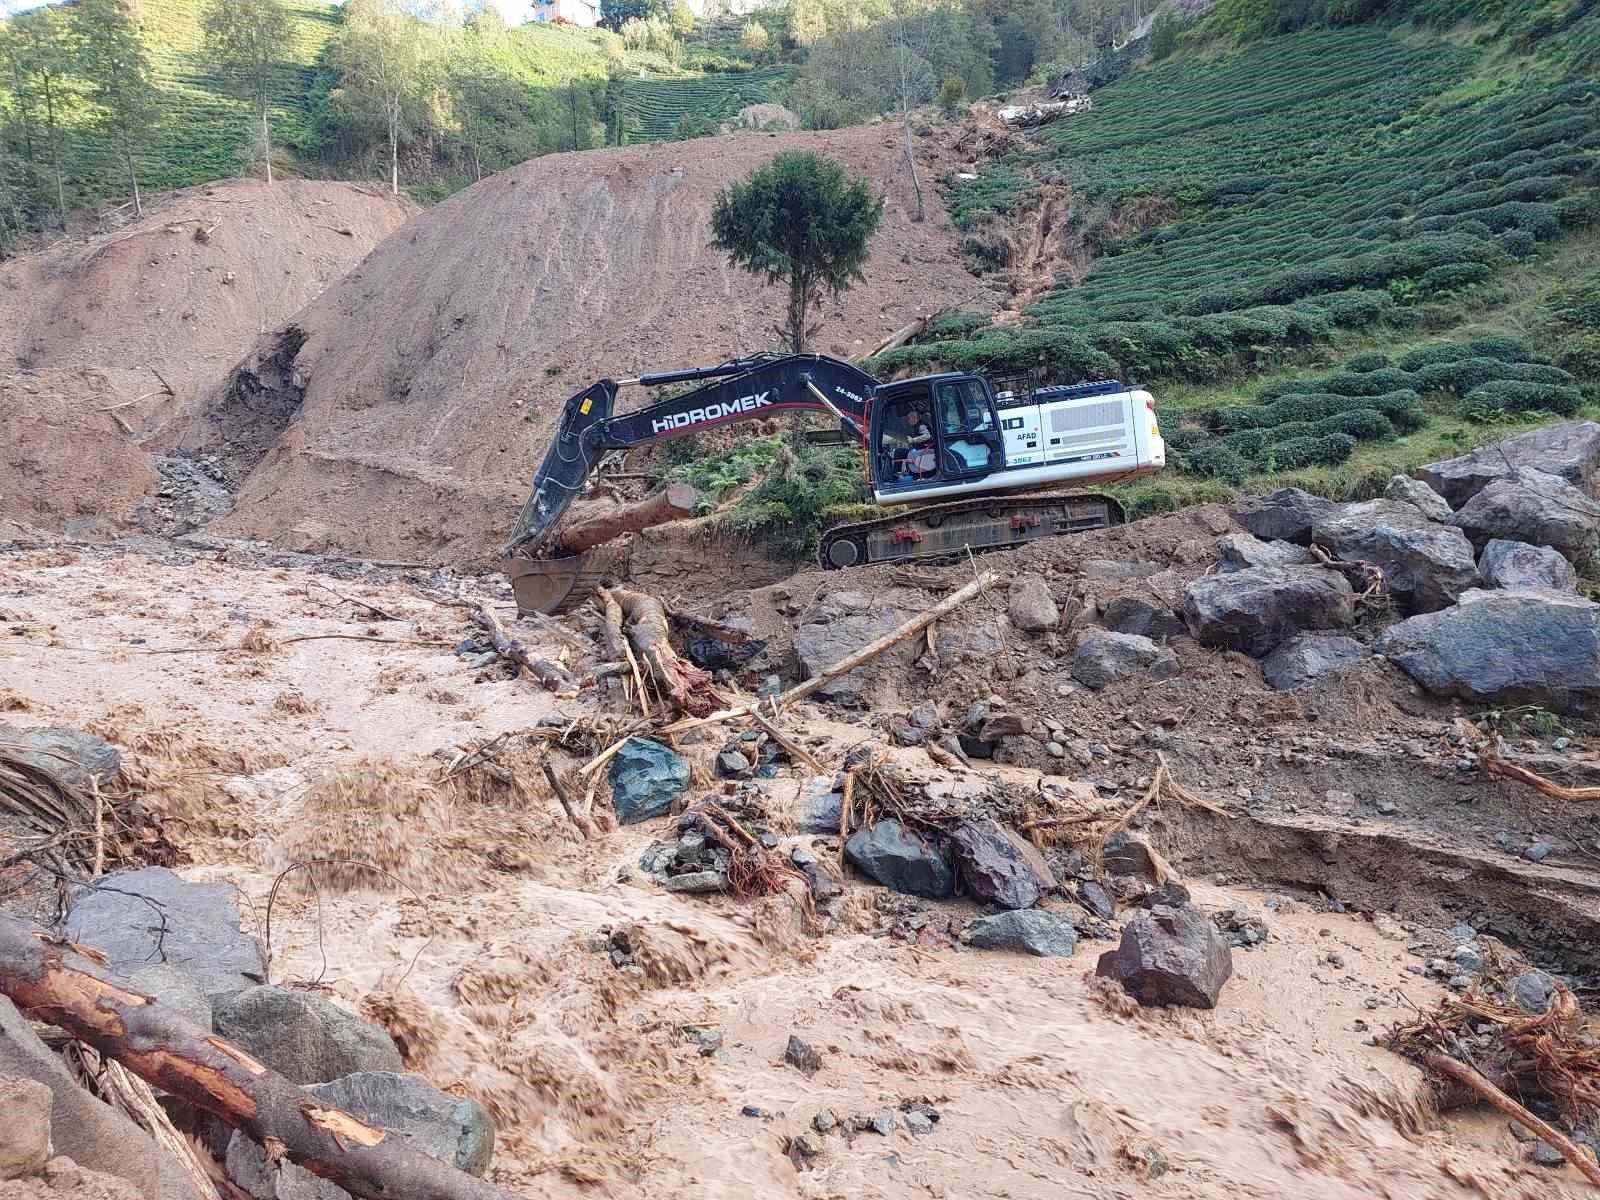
[1461, 381, 1585, 418]
[1398, 343, 1469, 371]
[1345, 352, 1391, 372]
[1187, 444, 1252, 482]
[1419, 263, 1491, 295]
[1262, 433, 1358, 470]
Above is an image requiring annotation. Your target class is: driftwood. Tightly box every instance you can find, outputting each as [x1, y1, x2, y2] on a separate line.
[662, 571, 1001, 736]
[0, 918, 516, 1200]
[472, 603, 578, 692]
[558, 482, 698, 554]
[611, 587, 724, 718]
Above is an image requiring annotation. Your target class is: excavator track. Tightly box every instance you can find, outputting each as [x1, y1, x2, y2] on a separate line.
[818, 491, 1125, 570]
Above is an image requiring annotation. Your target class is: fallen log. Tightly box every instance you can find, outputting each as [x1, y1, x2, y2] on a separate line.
[472, 602, 578, 692]
[612, 587, 724, 717]
[0, 918, 516, 1200]
[558, 482, 698, 554]
[863, 311, 947, 360]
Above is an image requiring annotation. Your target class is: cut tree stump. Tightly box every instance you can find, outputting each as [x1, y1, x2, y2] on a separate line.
[0, 918, 517, 1200]
[611, 587, 724, 717]
[557, 482, 698, 554]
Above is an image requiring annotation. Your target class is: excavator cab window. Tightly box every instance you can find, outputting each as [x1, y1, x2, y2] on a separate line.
[935, 378, 1001, 477]
[877, 390, 937, 483]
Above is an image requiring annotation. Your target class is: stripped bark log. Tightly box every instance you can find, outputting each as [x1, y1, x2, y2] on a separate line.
[611, 587, 724, 717]
[472, 603, 578, 692]
[597, 587, 649, 711]
[664, 607, 753, 646]
[863, 311, 944, 360]
[557, 482, 698, 554]
[0, 918, 516, 1200]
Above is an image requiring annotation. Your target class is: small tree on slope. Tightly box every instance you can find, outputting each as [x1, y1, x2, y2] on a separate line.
[711, 151, 884, 355]
[201, 0, 291, 185]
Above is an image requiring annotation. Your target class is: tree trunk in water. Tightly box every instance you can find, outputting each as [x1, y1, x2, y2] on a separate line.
[472, 602, 579, 692]
[0, 917, 518, 1200]
[262, 108, 273, 185]
[557, 482, 698, 554]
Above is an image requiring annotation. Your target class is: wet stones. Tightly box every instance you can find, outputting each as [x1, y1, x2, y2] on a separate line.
[795, 776, 844, 834]
[844, 820, 955, 899]
[784, 1036, 823, 1077]
[1511, 970, 1558, 1015]
[947, 819, 1053, 910]
[960, 909, 1078, 957]
[211, 986, 402, 1085]
[1007, 573, 1060, 632]
[1211, 903, 1268, 949]
[1478, 538, 1577, 591]
[1384, 474, 1453, 523]
[1095, 904, 1234, 1009]
[1071, 629, 1179, 690]
[1098, 595, 1187, 641]
[7, 726, 121, 790]
[1181, 565, 1355, 657]
[1260, 633, 1369, 691]
[608, 737, 689, 823]
[1379, 588, 1600, 713]
[1311, 499, 1478, 614]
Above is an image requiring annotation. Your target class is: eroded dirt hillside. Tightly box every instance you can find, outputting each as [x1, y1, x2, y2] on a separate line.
[195, 125, 988, 562]
[0, 179, 415, 538]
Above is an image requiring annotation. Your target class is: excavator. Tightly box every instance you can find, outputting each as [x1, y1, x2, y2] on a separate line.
[503, 351, 1165, 614]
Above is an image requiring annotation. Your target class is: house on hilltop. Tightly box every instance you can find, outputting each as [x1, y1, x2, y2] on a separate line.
[530, 0, 600, 24]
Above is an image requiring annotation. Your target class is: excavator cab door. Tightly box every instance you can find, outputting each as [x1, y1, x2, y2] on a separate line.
[869, 376, 1003, 495]
[934, 377, 1003, 480]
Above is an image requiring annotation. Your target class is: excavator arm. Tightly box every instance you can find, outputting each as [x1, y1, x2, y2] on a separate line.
[505, 352, 878, 555]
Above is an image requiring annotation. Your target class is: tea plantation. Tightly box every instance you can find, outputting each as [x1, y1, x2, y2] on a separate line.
[875, 29, 1599, 396]
[623, 65, 795, 142]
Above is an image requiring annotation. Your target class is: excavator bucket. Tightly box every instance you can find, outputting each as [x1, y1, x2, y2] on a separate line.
[503, 553, 602, 616]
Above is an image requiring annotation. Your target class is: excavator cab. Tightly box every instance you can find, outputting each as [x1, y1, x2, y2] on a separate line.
[870, 374, 1004, 495]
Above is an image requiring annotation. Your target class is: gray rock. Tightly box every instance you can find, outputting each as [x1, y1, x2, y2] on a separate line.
[1379, 588, 1600, 713]
[1453, 944, 1485, 973]
[1511, 969, 1557, 1015]
[812, 1109, 837, 1134]
[608, 737, 689, 824]
[1095, 904, 1234, 1009]
[226, 1072, 493, 1199]
[1444, 922, 1477, 942]
[0, 1075, 52, 1182]
[1103, 833, 1156, 879]
[1232, 487, 1336, 544]
[1385, 475, 1454, 521]
[961, 909, 1078, 957]
[791, 847, 842, 902]
[1098, 595, 1187, 641]
[66, 867, 265, 1001]
[1523, 840, 1554, 863]
[1418, 420, 1600, 507]
[715, 749, 752, 778]
[784, 1035, 822, 1076]
[1077, 880, 1116, 920]
[1181, 566, 1356, 657]
[1260, 634, 1370, 690]
[793, 592, 920, 702]
[868, 1111, 896, 1136]
[5, 726, 121, 790]
[1008, 573, 1060, 632]
[796, 777, 843, 834]
[1531, 1140, 1567, 1168]
[665, 870, 728, 894]
[1451, 468, 1600, 565]
[212, 986, 402, 1086]
[1072, 629, 1179, 689]
[127, 964, 213, 1033]
[948, 819, 1052, 910]
[1215, 531, 1313, 571]
[1312, 499, 1478, 613]
[845, 819, 955, 899]
[1479, 538, 1578, 591]
[903, 1109, 935, 1136]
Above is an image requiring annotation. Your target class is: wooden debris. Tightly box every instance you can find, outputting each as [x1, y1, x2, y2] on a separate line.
[611, 587, 724, 718]
[472, 602, 579, 692]
[0, 917, 518, 1200]
[557, 482, 698, 554]
[1482, 753, 1600, 802]
[542, 760, 595, 840]
[997, 97, 1091, 128]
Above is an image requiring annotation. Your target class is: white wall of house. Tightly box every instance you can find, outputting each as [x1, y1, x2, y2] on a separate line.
[529, 0, 601, 25]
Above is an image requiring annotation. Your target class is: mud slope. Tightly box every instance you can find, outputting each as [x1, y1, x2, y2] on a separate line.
[199, 125, 989, 561]
[0, 179, 415, 538]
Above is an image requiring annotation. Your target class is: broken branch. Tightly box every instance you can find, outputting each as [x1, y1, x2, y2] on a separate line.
[1481, 754, 1600, 802]
[472, 602, 579, 692]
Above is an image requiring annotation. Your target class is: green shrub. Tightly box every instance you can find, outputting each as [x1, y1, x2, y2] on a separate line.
[1419, 263, 1491, 295]
[1499, 229, 1537, 258]
[1261, 433, 1358, 470]
[1398, 343, 1470, 371]
[718, 436, 868, 559]
[1460, 381, 1585, 418]
[1468, 334, 1534, 361]
[1188, 444, 1251, 482]
[1218, 429, 1268, 456]
[1345, 352, 1391, 372]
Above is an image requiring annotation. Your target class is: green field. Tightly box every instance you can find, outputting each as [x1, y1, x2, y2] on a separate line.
[623, 65, 795, 141]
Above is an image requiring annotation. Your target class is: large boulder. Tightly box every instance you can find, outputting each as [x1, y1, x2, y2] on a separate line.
[1418, 420, 1600, 508]
[960, 910, 1077, 957]
[1450, 469, 1600, 565]
[1260, 634, 1370, 691]
[226, 1071, 494, 1199]
[844, 819, 955, 899]
[792, 590, 918, 703]
[212, 986, 402, 1085]
[607, 737, 689, 824]
[1181, 566, 1355, 657]
[1071, 629, 1179, 689]
[3, 726, 120, 790]
[1007, 574, 1060, 632]
[1095, 904, 1234, 1009]
[1215, 531, 1312, 572]
[1231, 487, 1336, 544]
[0, 1075, 52, 1182]
[948, 819, 1052, 910]
[1312, 499, 1478, 614]
[1479, 538, 1577, 591]
[1379, 588, 1600, 713]
[65, 867, 266, 1001]
[1385, 474, 1454, 522]
[1098, 595, 1186, 642]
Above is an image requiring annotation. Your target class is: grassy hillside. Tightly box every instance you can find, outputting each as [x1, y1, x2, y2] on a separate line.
[873, 25, 1599, 512]
[624, 65, 795, 140]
